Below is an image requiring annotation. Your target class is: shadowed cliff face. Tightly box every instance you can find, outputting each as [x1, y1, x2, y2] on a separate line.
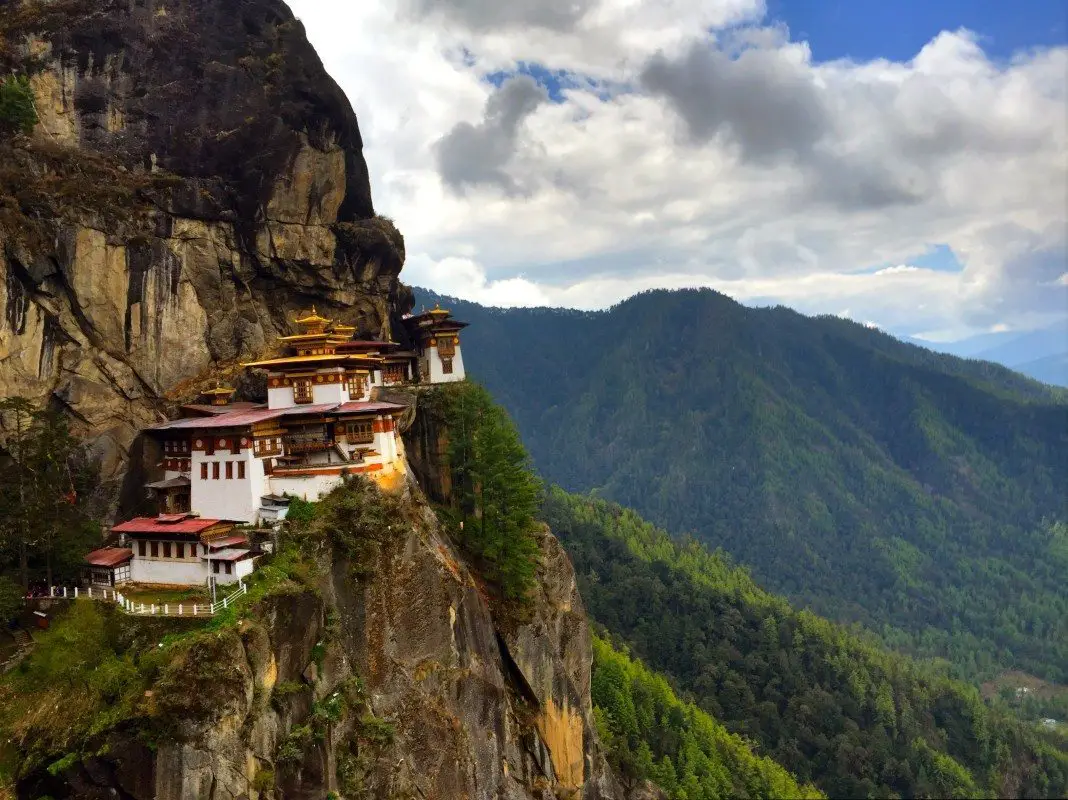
[0, 0, 412, 487]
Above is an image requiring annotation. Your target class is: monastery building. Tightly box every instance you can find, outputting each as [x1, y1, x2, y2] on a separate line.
[83, 304, 469, 587]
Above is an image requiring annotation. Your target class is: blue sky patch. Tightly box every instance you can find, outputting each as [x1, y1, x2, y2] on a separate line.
[766, 0, 1067, 63]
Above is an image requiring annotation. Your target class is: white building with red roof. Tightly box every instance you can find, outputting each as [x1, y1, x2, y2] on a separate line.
[88, 307, 473, 587]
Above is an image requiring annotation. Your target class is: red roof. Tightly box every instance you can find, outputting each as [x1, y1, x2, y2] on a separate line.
[85, 547, 133, 567]
[180, 402, 264, 417]
[112, 515, 226, 535]
[334, 400, 407, 415]
[85, 546, 133, 563]
[207, 550, 256, 562]
[205, 534, 248, 549]
[149, 408, 284, 431]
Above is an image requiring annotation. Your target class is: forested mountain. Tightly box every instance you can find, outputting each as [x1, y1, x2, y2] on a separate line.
[546, 489, 1068, 799]
[414, 288, 1068, 682]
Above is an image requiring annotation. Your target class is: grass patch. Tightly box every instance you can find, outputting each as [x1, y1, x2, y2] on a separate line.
[120, 587, 209, 606]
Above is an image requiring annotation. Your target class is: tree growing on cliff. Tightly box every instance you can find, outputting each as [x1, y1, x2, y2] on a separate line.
[0, 397, 101, 588]
[443, 383, 542, 600]
[0, 76, 36, 136]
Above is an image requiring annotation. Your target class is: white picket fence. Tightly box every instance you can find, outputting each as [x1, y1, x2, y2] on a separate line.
[42, 581, 248, 618]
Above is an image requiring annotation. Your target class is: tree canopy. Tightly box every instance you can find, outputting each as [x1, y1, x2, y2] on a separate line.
[545, 488, 1068, 799]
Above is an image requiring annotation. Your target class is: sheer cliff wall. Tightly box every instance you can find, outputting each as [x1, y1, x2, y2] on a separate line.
[0, 0, 412, 490]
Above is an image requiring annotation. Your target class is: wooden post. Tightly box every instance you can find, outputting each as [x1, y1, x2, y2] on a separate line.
[179, 604, 183, 616]
[164, 604, 169, 615]
[74, 587, 78, 599]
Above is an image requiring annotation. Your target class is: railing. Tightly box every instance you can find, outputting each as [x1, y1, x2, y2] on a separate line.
[38, 581, 247, 618]
[283, 436, 333, 453]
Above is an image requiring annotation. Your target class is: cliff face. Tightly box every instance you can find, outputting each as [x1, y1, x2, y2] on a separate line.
[18, 483, 621, 800]
[0, 0, 410, 484]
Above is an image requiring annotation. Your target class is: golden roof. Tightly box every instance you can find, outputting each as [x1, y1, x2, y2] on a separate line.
[295, 306, 331, 326]
[242, 354, 384, 368]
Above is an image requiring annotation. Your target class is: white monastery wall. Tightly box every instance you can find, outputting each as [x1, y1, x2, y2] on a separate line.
[268, 385, 295, 409]
[131, 557, 207, 585]
[190, 448, 260, 522]
[311, 382, 345, 405]
[428, 344, 465, 383]
[268, 471, 345, 502]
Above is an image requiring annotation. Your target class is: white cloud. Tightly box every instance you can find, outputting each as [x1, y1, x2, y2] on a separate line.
[285, 0, 1068, 345]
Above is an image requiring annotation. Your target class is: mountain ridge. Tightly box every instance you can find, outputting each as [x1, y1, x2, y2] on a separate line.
[413, 286, 1068, 682]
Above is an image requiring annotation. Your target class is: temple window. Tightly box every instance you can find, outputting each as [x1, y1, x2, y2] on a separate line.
[138, 541, 146, 557]
[441, 357, 453, 374]
[384, 364, 406, 384]
[238, 461, 246, 479]
[150, 542, 159, 558]
[294, 379, 313, 404]
[212, 462, 220, 480]
[200, 463, 208, 480]
[438, 337, 456, 356]
[225, 461, 233, 480]
[347, 374, 367, 398]
[346, 421, 374, 444]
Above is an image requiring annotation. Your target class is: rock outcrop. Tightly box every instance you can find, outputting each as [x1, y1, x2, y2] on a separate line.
[19, 481, 622, 800]
[0, 0, 411, 491]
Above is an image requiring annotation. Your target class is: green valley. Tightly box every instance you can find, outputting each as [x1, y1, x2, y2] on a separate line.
[546, 488, 1068, 798]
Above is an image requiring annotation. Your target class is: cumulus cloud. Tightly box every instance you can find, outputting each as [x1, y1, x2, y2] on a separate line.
[641, 38, 829, 162]
[403, 0, 596, 32]
[284, 0, 1068, 344]
[435, 75, 548, 194]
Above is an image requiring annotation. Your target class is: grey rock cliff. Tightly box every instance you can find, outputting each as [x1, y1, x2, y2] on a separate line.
[0, 0, 411, 493]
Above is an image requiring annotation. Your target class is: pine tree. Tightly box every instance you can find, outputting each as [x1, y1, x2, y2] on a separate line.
[444, 383, 542, 600]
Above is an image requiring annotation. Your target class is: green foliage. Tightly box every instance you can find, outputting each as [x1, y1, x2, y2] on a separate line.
[252, 767, 275, 791]
[544, 488, 1068, 799]
[438, 382, 543, 600]
[0, 397, 104, 589]
[0, 602, 146, 773]
[284, 495, 319, 524]
[417, 288, 1068, 683]
[0, 575, 22, 623]
[45, 753, 78, 776]
[276, 724, 313, 763]
[592, 636, 822, 799]
[0, 76, 36, 136]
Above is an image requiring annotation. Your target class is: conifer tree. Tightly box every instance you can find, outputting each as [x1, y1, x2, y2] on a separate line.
[444, 383, 542, 600]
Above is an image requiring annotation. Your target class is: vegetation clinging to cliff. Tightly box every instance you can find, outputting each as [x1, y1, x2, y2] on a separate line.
[0, 397, 104, 592]
[0, 76, 35, 136]
[435, 382, 543, 601]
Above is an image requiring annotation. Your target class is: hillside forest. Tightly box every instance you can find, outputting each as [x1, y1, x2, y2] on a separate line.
[413, 287, 1068, 687]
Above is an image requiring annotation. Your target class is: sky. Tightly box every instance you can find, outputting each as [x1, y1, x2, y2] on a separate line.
[284, 0, 1068, 347]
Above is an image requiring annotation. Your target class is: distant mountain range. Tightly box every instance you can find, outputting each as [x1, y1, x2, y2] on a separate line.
[413, 286, 1068, 684]
[923, 326, 1068, 387]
